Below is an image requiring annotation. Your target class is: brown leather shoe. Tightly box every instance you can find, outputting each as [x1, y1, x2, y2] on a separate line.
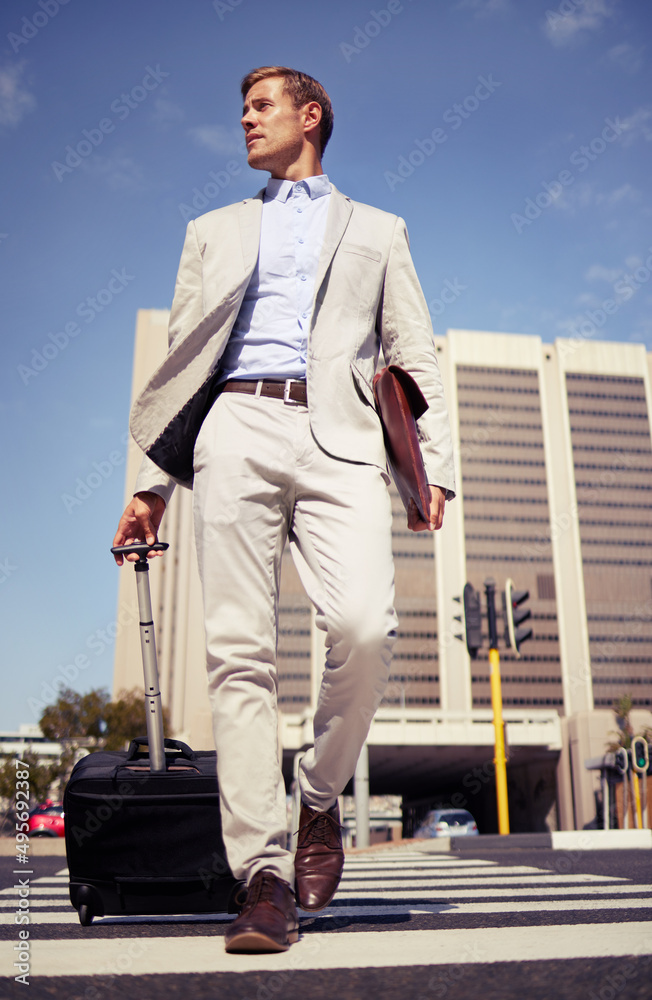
[294, 801, 344, 911]
[224, 871, 299, 953]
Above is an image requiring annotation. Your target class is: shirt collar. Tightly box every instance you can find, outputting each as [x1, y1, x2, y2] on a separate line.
[265, 174, 331, 203]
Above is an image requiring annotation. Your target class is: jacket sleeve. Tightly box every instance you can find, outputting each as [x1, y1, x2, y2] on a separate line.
[377, 217, 456, 499]
[133, 453, 177, 506]
[129, 220, 206, 504]
[167, 220, 205, 353]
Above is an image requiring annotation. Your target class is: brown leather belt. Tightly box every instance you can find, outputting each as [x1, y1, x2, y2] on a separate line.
[221, 378, 308, 405]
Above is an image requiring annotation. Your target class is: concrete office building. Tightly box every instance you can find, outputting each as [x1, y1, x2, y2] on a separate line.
[114, 312, 652, 832]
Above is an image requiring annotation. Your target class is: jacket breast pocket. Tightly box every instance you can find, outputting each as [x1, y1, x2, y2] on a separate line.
[341, 242, 382, 263]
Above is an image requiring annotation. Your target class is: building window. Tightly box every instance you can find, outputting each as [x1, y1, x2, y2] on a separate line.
[537, 575, 556, 600]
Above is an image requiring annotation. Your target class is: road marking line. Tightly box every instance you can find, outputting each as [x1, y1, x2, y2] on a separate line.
[334, 884, 652, 898]
[0, 886, 69, 895]
[341, 866, 558, 879]
[10, 922, 652, 976]
[340, 873, 628, 888]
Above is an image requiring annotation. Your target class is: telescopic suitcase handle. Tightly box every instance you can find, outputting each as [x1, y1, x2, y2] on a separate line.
[126, 736, 198, 762]
[111, 542, 169, 559]
[110, 542, 170, 773]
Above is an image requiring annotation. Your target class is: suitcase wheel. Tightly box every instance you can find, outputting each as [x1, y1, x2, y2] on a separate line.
[72, 882, 102, 925]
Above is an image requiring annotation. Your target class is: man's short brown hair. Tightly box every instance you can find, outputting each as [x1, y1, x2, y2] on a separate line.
[241, 66, 334, 155]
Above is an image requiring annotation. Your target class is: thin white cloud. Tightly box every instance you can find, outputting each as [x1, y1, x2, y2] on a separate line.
[619, 107, 652, 146]
[542, 0, 619, 48]
[595, 183, 640, 206]
[551, 178, 639, 216]
[0, 61, 36, 127]
[551, 180, 596, 214]
[555, 314, 590, 336]
[81, 154, 146, 192]
[188, 124, 242, 156]
[607, 42, 644, 75]
[584, 263, 622, 283]
[629, 317, 652, 345]
[575, 292, 600, 306]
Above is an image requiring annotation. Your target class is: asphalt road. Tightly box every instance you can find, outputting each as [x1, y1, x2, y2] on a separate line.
[1, 846, 651, 999]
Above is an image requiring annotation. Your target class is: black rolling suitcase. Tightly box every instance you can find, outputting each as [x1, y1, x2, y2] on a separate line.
[64, 542, 243, 925]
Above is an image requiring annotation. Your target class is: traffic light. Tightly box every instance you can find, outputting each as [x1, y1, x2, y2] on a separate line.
[463, 582, 483, 659]
[632, 736, 649, 774]
[503, 578, 532, 657]
[615, 747, 628, 775]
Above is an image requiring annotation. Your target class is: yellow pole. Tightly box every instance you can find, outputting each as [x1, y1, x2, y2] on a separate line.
[632, 770, 643, 829]
[489, 646, 510, 834]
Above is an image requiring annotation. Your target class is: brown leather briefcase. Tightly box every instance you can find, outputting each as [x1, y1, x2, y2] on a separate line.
[372, 365, 430, 524]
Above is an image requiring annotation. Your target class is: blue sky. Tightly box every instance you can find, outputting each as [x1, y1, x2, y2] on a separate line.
[1, 0, 650, 731]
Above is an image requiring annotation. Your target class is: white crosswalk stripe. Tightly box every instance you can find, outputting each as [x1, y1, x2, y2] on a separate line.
[1, 848, 651, 982]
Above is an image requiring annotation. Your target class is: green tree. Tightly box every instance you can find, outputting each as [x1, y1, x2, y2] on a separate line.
[39, 687, 110, 747]
[0, 749, 68, 833]
[0, 750, 57, 805]
[0, 687, 174, 831]
[38, 686, 171, 756]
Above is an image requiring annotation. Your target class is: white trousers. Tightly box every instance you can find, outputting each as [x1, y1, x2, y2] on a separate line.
[192, 391, 397, 885]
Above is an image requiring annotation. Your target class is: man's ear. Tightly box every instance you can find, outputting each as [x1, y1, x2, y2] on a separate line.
[303, 100, 322, 139]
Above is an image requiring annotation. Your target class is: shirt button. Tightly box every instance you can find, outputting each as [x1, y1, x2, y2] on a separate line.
[298, 238, 305, 244]
[297, 208, 303, 213]
[300, 274, 307, 281]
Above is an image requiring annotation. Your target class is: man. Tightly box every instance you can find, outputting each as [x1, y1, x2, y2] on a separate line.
[113, 66, 455, 953]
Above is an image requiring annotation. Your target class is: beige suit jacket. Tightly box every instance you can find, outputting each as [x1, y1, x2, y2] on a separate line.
[132, 184, 455, 504]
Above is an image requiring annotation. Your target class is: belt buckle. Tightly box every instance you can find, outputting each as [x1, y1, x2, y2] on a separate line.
[283, 379, 294, 403]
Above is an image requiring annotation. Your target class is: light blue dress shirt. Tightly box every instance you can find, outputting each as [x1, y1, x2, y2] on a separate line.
[218, 174, 331, 382]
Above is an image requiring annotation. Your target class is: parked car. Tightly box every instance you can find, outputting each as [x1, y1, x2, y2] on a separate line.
[28, 801, 65, 838]
[414, 808, 479, 838]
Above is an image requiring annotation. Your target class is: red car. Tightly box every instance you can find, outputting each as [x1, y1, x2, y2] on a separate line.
[28, 801, 65, 837]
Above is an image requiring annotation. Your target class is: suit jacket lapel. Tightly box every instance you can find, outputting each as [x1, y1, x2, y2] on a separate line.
[313, 184, 353, 298]
[238, 190, 264, 278]
[238, 184, 351, 296]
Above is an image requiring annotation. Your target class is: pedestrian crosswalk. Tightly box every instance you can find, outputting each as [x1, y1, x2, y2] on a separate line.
[1, 848, 652, 985]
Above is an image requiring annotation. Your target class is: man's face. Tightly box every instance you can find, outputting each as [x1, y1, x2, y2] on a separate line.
[241, 77, 308, 178]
